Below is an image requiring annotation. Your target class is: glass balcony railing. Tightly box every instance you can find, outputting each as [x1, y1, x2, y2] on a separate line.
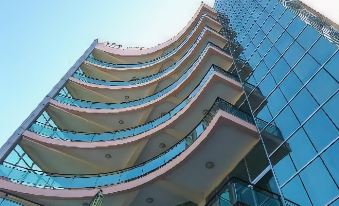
[0, 190, 41, 206]
[0, 198, 22, 206]
[87, 14, 213, 69]
[56, 42, 224, 109]
[74, 26, 215, 87]
[207, 178, 299, 206]
[1, 98, 255, 189]
[30, 65, 239, 142]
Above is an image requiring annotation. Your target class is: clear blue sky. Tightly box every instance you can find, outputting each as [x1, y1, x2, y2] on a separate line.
[0, 0, 215, 147]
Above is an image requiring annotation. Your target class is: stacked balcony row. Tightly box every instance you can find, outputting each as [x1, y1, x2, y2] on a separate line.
[0, 4, 285, 206]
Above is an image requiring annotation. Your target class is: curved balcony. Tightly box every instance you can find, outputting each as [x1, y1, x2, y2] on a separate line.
[86, 15, 220, 72]
[75, 26, 225, 87]
[41, 64, 242, 135]
[22, 70, 276, 175]
[34, 65, 239, 138]
[66, 32, 227, 104]
[46, 48, 235, 135]
[0, 98, 259, 205]
[92, 4, 218, 65]
[22, 67, 244, 174]
[57, 44, 230, 113]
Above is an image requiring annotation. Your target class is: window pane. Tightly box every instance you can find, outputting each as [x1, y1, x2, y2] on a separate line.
[253, 60, 269, 81]
[268, 23, 284, 42]
[272, 4, 285, 20]
[264, 47, 280, 68]
[323, 94, 339, 128]
[325, 52, 339, 80]
[249, 51, 262, 67]
[258, 74, 276, 96]
[274, 106, 300, 139]
[281, 175, 312, 206]
[290, 89, 318, 122]
[279, 72, 303, 101]
[294, 54, 320, 83]
[309, 36, 337, 64]
[272, 153, 296, 185]
[297, 25, 320, 50]
[262, 16, 276, 34]
[321, 140, 339, 185]
[253, 30, 265, 46]
[267, 88, 287, 117]
[271, 58, 290, 83]
[287, 17, 305, 38]
[256, 105, 274, 123]
[278, 10, 294, 29]
[306, 69, 338, 104]
[284, 42, 305, 67]
[258, 37, 272, 56]
[287, 128, 317, 169]
[300, 158, 338, 206]
[303, 109, 338, 151]
[275, 31, 293, 54]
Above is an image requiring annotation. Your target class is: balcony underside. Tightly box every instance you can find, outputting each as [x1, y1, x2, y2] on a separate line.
[2, 111, 258, 206]
[22, 73, 243, 173]
[47, 51, 235, 133]
[67, 31, 227, 103]
[84, 16, 222, 81]
[93, 4, 218, 64]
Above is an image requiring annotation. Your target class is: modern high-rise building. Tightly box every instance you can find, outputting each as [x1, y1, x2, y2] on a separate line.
[0, 1, 337, 206]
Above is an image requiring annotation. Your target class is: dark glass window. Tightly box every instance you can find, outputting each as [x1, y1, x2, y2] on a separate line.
[287, 128, 317, 169]
[321, 140, 339, 185]
[284, 42, 305, 67]
[294, 54, 320, 83]
[274, 106, 300, 138]
[297, 25, 320, 50]
[255, 171, 280, 194]
[279, 71, 302, 101]
[281, 175, 312, 206]
[307, 69, 338, 104]
[271, 58, 290, 83]
[245, 143, 269, 180]
[309, 36, 337, 64]
[300, 158, 338, 206]
[303, 109, 338, 151]
[290, 89, 318, 122]
[323, 94, 339, 128]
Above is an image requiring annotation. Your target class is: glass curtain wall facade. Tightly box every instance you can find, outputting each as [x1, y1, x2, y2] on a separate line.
[214, 0, 338, 205]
